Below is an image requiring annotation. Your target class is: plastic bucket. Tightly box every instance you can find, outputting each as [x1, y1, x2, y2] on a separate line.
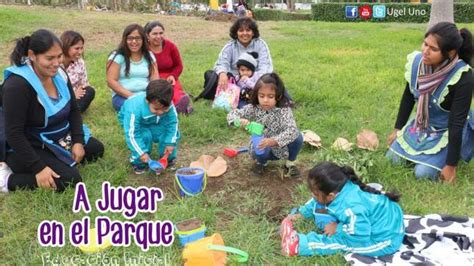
[175, 167, 206, 197]
[182, 233, 248, 266]
[175, 218, 207, 247]
[251, 135, 266, 155]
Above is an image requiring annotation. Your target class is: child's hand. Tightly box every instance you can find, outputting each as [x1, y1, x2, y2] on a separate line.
[240, 75, 249, 81]
[240, 119, 250, 127]
[324, 222, 338, 236]
[140, 153, 150, 163]
[258, 138, 278, 149]
[287, 213, 302, 221]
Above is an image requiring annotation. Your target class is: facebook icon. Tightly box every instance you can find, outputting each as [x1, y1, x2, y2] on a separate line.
[345, 6, 358, 19]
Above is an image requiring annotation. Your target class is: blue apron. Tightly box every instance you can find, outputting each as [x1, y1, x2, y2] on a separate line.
[390, 53, 474, 170]
[2, 65, 90, 166]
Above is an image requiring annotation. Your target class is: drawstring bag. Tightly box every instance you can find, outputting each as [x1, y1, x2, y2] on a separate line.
[212, 78, 240, 112]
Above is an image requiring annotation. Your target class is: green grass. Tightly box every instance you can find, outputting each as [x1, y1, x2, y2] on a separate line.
[0, 5, 473, 265]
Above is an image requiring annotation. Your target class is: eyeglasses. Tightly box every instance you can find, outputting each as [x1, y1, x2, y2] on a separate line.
[126, 36, 143, 42]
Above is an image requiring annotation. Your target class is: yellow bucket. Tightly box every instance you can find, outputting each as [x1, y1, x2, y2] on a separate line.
[182, 233, 248, 266]
[78, 228, 112, 254]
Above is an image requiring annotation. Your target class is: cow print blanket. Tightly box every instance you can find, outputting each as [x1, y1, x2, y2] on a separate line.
[345, 214, 474, 265]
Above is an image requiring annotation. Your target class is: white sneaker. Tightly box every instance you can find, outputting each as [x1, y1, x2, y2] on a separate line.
[0, 162, 12, 193]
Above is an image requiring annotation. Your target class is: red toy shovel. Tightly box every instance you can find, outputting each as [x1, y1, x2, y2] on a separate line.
[223, 147, 249, 158]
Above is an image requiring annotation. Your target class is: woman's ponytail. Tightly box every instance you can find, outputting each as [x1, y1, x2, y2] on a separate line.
[9, 29, 61, 67]
[10, 36, 31, 66]
[459, 28, 473, 66]
[340, 165, 401, 202]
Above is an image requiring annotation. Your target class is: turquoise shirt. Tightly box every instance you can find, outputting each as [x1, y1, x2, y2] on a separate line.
[117, 93, 179, 157]
[299, 181, 404, 244]
[108, 52, 156, 95]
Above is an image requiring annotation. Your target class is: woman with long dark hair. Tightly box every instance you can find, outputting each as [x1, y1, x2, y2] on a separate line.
[0, 29, 104, 193]
[387, 22, 473, 182]
[60, 30, 95, 113]
[106, 24, 159, 111]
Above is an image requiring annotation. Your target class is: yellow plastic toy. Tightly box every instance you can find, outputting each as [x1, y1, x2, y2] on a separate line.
[182, 233, 248, 265]
[210, 0, 218, 10]
[78, 228, 112, 254]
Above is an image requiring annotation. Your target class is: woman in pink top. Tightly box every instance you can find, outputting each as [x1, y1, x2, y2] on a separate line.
[145, 21, 192, 114]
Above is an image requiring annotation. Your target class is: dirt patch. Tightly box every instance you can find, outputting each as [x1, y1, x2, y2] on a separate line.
[175, 218, 203, 231]
[135, 143, 306, 224]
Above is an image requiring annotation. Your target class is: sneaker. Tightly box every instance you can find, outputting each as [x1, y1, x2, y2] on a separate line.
[251, 162, 266, 176]
[280, 217, 299, 256]
[284, 165, 301, 178]
[0, 162, 13, 193]
[132, 164, 147, 175]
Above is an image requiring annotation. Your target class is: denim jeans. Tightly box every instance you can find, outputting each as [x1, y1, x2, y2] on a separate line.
[112, 94, 127, 112]
[386, 150, 439, 180]
[254, 132, 303, 165]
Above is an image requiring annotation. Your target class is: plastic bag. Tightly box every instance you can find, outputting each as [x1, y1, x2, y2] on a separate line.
[212, 78, 240, 112]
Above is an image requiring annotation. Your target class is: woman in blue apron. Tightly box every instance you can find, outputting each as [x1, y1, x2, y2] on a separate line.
[0, 29, 104, 193]
[387, 22, 473, 182]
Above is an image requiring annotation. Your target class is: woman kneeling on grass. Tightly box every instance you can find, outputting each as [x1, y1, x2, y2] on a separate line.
[281, 161, 404, 257]
[0, 29, 104, 193]
[386, 22, 473, 182]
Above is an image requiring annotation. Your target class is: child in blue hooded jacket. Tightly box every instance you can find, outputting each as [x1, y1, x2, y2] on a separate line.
[281, 161, 404, 257]
[118, 79, 180, 174]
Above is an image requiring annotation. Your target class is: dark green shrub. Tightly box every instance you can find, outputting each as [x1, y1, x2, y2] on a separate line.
[253, 9, 312, 21]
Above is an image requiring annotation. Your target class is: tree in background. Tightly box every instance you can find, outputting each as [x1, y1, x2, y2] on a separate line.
[428, 0, 454, 30]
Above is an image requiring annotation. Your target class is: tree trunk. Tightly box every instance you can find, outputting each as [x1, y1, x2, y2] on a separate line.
[78, 0, 86, 9]
[427, 0, 454, 30]
[286, 0, 295, 12]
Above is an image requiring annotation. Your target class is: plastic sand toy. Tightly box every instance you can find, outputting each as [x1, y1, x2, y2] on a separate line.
[223, 147, 248, 158]
[148, 151, 171, 174]
[78, 228, 112, 254]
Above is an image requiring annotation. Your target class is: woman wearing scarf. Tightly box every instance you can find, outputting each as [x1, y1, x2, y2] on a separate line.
[387, 22, 473, 183]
